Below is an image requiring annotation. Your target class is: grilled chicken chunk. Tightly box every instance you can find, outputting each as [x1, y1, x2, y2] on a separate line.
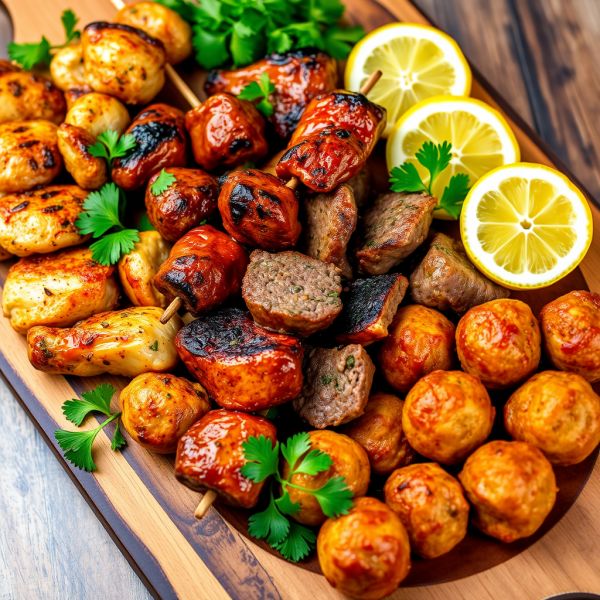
[50, 45, 86, 92]
[27, 306, 182, 377]
[205, 49, 338, 138]
[0, 120, 63, 194]
[65, 92, 131, 138]
[176, 307, 304, 411]
[2, 247, 120, 334]
[410, 232, 510, 314]
[64, 87, 95, 110]
[354, 191, 437, 275]
[0, 185, 90, 256]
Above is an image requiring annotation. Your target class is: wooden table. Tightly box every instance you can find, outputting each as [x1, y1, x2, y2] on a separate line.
[1, 1, 600, 599]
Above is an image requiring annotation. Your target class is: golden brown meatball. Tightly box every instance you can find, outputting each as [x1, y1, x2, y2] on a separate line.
[120, 372, 211, 454]
[281, 430, 370, 526]
[0, 120, 63, 194]
[384, 463, 469, 559]
[115, 2, 192, 65]
[539, 290, 600, 383]
[65, 92, 131, 138]
[403, 370, 495, 465]
[456, 298, 541, 390]
[505, 370, 600, 466]
[343, 393, 414, 475]
[317, 497, 411, 600]
[459, 440, 557, 543]
[380, 305, 456, 394]
[50, 44, 86, 92]
[82, 22, 166, 105]
[64, 87, 94, 110]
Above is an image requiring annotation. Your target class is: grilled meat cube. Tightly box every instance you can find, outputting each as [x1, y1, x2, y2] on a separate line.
[0, 120, 63, 194]
[185, 93, 268, 173]
[176, 308, 304, 411]
[65, 92, 131, 138]
[50, 45, 86, 92]
[64, 87, 95, 110]
[218, 169, 301, 251]
[0, 185, 90, 256]
[354, 191, 437, 275]
[334, 274, 408, 346]
[205, 49, 338, 139]
[347, 164, 374, 209]
[2, 247, 120, 334]
[293, 344, 375, 429]
[410, 232, 510, 314]
[27, 306, 182, 377]
[145, 167, 219, 242]
[242, 250, 343, 337]
[154, 225, 248, 316]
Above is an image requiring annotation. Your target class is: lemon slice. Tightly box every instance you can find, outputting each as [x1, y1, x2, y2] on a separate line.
[460, 163, 593, 290]
[345, 23, 472, 137]
[387, 96, 520, 219]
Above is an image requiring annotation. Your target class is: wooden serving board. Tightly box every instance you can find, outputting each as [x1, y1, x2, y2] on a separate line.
[3, 0, 600, 599]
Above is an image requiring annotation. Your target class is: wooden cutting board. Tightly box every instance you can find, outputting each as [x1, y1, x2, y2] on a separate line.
[2, 0, 600, 599]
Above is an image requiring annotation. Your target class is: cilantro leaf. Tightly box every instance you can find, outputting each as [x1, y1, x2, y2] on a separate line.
[8, 38, 52, 69]
[323, 25, 365, 59]
[192, 26, 231, 70]
[280, 432, 312, 471]
[275, 521, 316, 562]
[436, 173, 471, 219]
[389, 163, 429, 194]
[89, 130, 137, 171]
[111, 423, 127, 451]
[293, 448, 333, 476]
[76, 183, 123, 237]
[312, 477, 354, 519]
[61, 9, 80, 43]
[89, 229, 140, 266]
[248, 489, 290, 546]
[62, 383, 116, 426]
[238, 73, 275, 117]
[275, 490, 301, 515]
[55, 428, 99, 472]
[241, 435, 279, 482]
[155, 0, 201, 22]
[151, 169, 177, 196]
[138, 213, 156, 231]
[416, 141, 452, 190]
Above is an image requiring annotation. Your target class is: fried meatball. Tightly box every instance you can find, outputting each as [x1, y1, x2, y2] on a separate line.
[539, 290, 600, 383]
[456, 298, 541, 390]
[505, 370, 600, 466]
[380, 305, 456, 394]
[50, 44, 86, 92]
[65, 92, 131, 138]
[317, 497, 411, 600]
[403, 370, 495, 465]
[459, 440, 557, 543]
[120, 372, 211, 453]
[384, 463, 469, 559]
[343, 393, 414, 475]
[282, 430, 370, 526]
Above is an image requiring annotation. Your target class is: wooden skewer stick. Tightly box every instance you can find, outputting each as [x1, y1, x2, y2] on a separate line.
[194, 490, 218, 519]
[160, 297, 183, 324]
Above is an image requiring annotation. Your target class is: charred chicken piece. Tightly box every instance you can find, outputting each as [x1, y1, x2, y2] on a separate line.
[112, 104, 188, 191]
[354, 191, 437, 275]
[218, 169, 301, 250]
[154, 225, 248, 317]
[410, 232, 510, 314]
[185, 93, 268, 172]
[65, 92, 131, 138]
[27, 306, 182, 377]
[0, 120, 63, 194]
[334, 274, 408, 346]
[205, 49, 338, 139]
[0, 185, 90, 256]
[176, 307, 304, 411]
[64, 87, 95, 110]
[145, 167, 219, 242]
[50, 45, 86, 92]
[2, 247, 120, 334]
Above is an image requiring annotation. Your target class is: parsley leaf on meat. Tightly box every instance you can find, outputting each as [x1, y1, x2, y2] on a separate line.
[89, 229, 140, 266]
[238, 73, 276, 116]
[89, 130, 137, 172]
[151, 169, 178, 196]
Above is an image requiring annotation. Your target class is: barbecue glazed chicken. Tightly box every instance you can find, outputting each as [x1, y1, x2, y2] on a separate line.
[175, 409, 277, 508]
[2, 247, 120, 334]
[27, 306, 182, 378]
[205, 49, 338, 138]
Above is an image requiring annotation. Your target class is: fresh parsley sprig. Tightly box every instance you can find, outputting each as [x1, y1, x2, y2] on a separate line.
[241, 432, 354, 562]
[54, 384, 127, 472]
[8, 9, 81, 69]
[89, 130, 137, 173]
[151, 169, 178, 196]
[390, 141, 471, 219]
[238, 73, 276, 117]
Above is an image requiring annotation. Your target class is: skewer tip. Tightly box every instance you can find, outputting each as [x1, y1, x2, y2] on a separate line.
[194, 490, 218, 519]
[160, 297, 183, 324]
[359, 70, 383, 96]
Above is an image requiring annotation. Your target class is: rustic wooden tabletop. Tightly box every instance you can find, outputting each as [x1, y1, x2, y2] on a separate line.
[1, 0, 599, 599]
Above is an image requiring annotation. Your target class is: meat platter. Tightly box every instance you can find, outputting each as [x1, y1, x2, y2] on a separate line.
[1, 0, 600, 599]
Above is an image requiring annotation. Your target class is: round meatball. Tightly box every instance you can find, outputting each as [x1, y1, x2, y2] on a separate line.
[120, 372, 211, 454]
[115, 1, 193, 65]
[505, 370, 600, 466]
[343, 392, 414, 475]
[456, 298, 541, 390]
[65, 92, 131, 139]
[281, 430, 370, 526]
[384, 463, 469, 559]
[50, 44, 86, 92]
[380, 305, 456, 394]
[539, 290, 600, 383]
[402, 370, 495, 465]
[459, 440, 557, 543]
[317, 497, 411, 600]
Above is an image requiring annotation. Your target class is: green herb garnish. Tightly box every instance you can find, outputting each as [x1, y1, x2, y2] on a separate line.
[238, 73, 276, 116]
[89, 130, 137, 172]
[151, 169, 177, 196]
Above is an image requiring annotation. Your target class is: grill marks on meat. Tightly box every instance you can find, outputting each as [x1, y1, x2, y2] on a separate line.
[293, 345, 375, 428]
[354, 191, 437, 275]
[410, 232, 510, 314]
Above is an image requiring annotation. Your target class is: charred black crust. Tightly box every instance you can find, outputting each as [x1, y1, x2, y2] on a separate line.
[329, 91, 386, 121]
[117, 120, 180, 168]
[229, 183, 253, 225]
[162, 255, 198, 307]
[266, 47, 328, 64]
[84, 21, 166, 51]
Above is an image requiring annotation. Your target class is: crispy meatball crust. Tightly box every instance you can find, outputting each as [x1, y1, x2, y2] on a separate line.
[456, 298, 541, 390]
[505, 370, 600, 466]
[317, 497, 411, 600]
[403, 370, 495, 465]
[384, 463, 469, 559]
[539, 290, 600, 383]
[459, 440, 557, 543]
